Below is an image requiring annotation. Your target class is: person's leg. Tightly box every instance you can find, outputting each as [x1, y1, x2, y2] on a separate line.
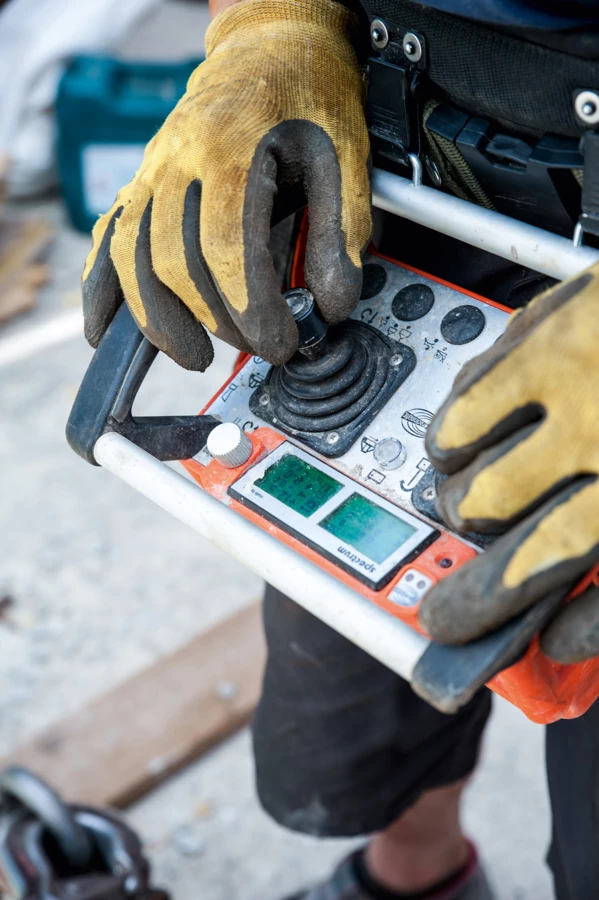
[546, 699, 599, 900]
[253, 586, 492, 897]
[366, 779, 470, 893]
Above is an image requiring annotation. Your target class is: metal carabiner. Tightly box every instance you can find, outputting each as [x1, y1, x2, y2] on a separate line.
[0, 768, 93, 872]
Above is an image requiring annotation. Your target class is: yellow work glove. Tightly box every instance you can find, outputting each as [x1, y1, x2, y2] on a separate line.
[82, 0, 371, 370]
[420, 263, 599, 664]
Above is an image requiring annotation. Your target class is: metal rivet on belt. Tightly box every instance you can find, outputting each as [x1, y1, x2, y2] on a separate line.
[575, 90, 599, 125]
[402, 32, 422, 63]
[370, 19, 389, 50]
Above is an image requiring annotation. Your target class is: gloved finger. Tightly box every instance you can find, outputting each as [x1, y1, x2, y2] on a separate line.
[419, 478, 598, 644]
[150, 178, 252, 353]
[112, 196, 214, 371]
[300, 123, 372, 325]
[82, 205, 124, 348]
[425, 270, 592, 475]
[437, 419, 574, 533]
[541, 586, 599, 663]
[200, 133, 299, 366]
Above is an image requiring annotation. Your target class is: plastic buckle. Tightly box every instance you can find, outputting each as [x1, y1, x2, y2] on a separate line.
[425, 104, 584, 236]
[366, 17, 427, 167]
[575, 130, 599, 244]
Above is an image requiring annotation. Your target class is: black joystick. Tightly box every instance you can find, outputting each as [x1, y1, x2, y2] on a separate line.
[284, 287, 329, 360]
[249, 288, 417, 457]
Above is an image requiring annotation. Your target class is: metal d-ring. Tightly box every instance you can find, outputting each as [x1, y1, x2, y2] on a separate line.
[408, 153, 423, 187]
[0, 767, 93, 870]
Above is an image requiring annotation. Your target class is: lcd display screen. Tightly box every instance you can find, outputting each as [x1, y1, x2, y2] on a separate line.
[254, 453, 343, 518]
[319, 493, 417, 564]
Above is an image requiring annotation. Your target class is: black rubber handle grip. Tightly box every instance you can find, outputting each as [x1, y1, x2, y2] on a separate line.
[66, 304, 218, 465]
[408, 463, 569, 710]
[411, 588, 566, 713]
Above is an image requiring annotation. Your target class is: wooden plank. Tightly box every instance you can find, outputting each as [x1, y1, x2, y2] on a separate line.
[0, 603, 265, 808]
[0, 218, 52, 324]
[0, 262, 48, 324]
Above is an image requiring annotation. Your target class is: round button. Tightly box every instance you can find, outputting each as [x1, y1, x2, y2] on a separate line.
[206, 423, 253, 468]
[440, 305, 486, 345]
[360, 264, 387, 300]
[392, 284, 435, 321]
[373, 437, 406, 470]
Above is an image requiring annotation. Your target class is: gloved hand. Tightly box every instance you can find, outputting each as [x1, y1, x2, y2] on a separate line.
[420, 263, 599, 664]
[82, 0, 371, 370]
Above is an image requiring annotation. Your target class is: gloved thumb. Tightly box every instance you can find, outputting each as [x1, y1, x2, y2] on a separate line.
[541, 586, 599, 664]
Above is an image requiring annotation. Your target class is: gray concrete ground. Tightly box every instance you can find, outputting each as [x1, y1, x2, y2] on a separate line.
[0, 2, 554, 898]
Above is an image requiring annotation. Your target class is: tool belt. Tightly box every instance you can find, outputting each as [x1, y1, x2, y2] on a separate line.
[362, 0, 599, 242]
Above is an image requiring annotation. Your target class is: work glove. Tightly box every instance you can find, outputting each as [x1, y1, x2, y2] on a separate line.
[82, 0, 371, 370]
[419, 263, 599, 664]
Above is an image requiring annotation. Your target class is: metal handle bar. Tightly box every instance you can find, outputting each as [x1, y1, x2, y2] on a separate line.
[371, 167, 599, 280]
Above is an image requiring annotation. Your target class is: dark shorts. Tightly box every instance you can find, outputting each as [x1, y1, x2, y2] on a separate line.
[252, 585, 492, 838]
[252, 587, 599, 899]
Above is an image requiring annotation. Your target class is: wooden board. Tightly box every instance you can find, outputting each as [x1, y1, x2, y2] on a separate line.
[0, 603, 266, 808]
[0, 218, 52, 324]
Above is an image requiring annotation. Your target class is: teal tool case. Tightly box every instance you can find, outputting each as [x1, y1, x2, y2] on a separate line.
[57, 56, 202, 232]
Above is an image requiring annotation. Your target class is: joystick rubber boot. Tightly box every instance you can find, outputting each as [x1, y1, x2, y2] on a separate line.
[249, 290, 417, 458]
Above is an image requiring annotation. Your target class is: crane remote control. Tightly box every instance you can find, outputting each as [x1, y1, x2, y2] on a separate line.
[67, 241, 599, 724]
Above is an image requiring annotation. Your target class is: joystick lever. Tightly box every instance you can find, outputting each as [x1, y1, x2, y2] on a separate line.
[284, 288, 329, 360]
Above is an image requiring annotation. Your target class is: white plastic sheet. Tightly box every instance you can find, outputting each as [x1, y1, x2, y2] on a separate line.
[0, 0, 163, 196]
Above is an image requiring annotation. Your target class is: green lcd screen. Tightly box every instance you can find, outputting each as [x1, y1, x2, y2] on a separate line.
[254, 453, 343, 518]
[320, 493, 417, 564]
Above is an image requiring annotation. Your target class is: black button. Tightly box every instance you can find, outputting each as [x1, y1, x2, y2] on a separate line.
[440, 305, 486, 344]
[392, 284, 435, 321]
[360, 264, 387, 300]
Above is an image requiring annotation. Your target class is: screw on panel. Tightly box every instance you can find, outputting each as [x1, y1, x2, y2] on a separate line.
[422, 486, 436, 501]
[402, 32, 423, 63]
[259, 393, 270, 405]
[326, 432, 340, 445]
[390, 354, 404, 367]
[370, 19, 389, 50]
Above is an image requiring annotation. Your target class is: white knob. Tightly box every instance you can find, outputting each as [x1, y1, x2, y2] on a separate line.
[207, 423, 253, 468]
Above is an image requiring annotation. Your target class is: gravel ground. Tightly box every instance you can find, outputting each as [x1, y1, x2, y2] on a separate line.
[0, 3, 555, 898]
